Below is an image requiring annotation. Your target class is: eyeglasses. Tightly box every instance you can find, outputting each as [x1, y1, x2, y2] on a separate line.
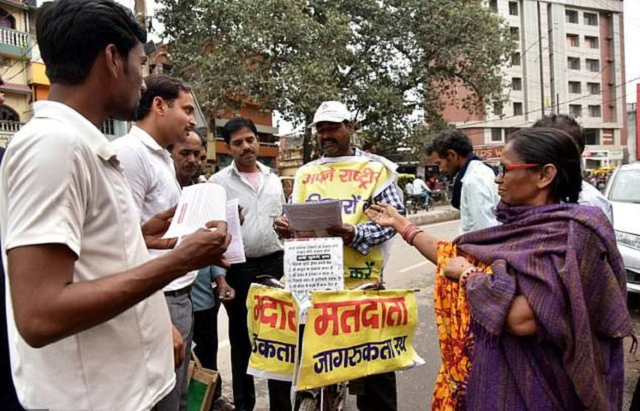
[498, 163, 541, 177]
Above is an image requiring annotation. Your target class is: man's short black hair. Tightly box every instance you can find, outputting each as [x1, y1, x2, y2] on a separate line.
[135, 74, 192, 121]
[37, 0, 146, 85]
[427, 129, 474, 158]
[532, 114, 585, 154]
[193, 128, 208, 148]
[221, 117, 258, 145]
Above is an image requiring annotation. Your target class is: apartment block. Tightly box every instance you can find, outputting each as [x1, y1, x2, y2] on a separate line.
[444, 0, 627, 169]
[0, 0, 34, 148]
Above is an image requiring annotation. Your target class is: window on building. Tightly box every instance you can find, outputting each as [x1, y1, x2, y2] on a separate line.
[0, 9, 16, 30]
[161, 63, 173, 75]
[0, 105, 19, 122]
[566, 34, 580, 48]
[588, 105, 602, 117]
[513, 102, 523, 116]
[100, 118, 116, 136]
[491, 128, 503, 142]
[584, 12, 598, 26]
[509, 1, 518, 16]
[505, 128, 520, 138]
[569, 104, 582, 117]
[569, 81, 581, 94]
[587, 82, 601, 95]
[565, 9, 579, 24]
[488, 0, 498, 12]
[584, 129, 600, 145]
[512, 77, 522, 91]
[510, 27, 520, 41]
[568, 57, 581, 70]
[493, 102, 504, 116]
[586, 58, 600, 72]
[585, 36, 599, 49]
[511, 52, 521, 66]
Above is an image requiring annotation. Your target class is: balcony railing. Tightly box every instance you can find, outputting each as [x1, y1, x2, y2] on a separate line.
[0, 120, 24, 147]
[0, 26, 31, 58]
[0, 26, 29, 48]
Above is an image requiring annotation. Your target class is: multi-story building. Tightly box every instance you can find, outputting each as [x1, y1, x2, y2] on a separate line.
[628, 83, 639, 164]
[0, 0, 34, 147]
[628, 101, 636, 164]
[444, 0, 627, 169]
[278, 131, 304, 176]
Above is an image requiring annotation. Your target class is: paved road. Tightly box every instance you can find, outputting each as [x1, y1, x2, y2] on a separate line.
[215, 219, 640, 410]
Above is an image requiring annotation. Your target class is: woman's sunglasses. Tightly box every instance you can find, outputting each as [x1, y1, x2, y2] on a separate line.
[498, 163, 541, 177]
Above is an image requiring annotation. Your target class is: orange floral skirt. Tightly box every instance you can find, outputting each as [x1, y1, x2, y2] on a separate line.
[431, 242, 491, 411]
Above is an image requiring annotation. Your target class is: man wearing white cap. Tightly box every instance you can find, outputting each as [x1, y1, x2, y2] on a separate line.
[275, 101, 404, 411]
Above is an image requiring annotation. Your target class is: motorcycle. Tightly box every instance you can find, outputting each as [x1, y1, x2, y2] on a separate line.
[405, 194, 433, 214]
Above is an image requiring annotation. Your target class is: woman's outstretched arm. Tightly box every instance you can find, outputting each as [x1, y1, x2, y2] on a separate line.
[365, 203, 439, 264]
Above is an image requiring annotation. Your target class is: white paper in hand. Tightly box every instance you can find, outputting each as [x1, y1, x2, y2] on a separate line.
[223, 198, 246, 264]
[163, 183, 227, 238]
[283, 201, 342, 238]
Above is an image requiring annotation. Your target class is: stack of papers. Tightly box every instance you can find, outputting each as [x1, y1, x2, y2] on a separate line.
[163, 183, 246, 264]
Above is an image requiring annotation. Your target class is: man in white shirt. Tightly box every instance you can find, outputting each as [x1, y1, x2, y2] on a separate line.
[112, 74, 199, 411]
[532, 114, 614, 223]
[404, 180, 414, 197]
[209, 117, 287, 411]
[427, 129, 500, 233]
[168, 130, 236, 411]
[411, 176, 432, 206]
[0, 1, 230, 410]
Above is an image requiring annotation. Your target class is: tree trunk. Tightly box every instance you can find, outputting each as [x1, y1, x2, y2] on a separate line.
[303, 112, 315, 163]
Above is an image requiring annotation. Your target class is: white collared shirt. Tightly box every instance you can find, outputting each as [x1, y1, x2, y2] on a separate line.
[460, 160, 500, 233]
[209, 162, 284, 258]
[580, 180, 614, 223]
[0, 101, 174, 410]
[112, 126, 196, 291]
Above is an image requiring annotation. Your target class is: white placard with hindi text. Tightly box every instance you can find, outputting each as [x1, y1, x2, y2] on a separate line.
[284, 237, 344, 293]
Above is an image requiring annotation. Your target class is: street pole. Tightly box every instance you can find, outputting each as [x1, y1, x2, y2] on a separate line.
[134, 0, 146, 28]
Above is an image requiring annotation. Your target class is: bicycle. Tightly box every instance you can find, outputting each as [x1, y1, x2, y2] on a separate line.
[256, 275, 383, 411]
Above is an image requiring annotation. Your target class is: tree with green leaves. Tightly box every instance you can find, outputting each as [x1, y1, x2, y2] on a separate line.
[156, 0, 515, 161]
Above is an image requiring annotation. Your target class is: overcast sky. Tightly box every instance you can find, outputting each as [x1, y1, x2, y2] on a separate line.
[624, 1, 640, 103]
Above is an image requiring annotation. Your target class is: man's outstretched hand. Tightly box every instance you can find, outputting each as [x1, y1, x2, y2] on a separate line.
[142, 207, 177, 250]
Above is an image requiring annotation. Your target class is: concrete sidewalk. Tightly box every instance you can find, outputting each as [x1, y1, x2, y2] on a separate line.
[406, 204, 460, 226]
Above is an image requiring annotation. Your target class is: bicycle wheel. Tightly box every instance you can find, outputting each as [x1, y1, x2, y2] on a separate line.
[295, 393, 320, 411]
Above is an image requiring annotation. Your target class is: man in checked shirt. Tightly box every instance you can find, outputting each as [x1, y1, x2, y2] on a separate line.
[274, 101, 405, 411]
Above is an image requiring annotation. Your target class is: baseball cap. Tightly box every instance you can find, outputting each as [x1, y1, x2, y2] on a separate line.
[307, 101, 352, 129]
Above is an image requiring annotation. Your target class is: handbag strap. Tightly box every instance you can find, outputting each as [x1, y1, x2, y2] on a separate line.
[191, 350, 203, 370]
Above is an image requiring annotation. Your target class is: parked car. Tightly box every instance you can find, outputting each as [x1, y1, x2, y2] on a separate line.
[604, 163, 640, 293]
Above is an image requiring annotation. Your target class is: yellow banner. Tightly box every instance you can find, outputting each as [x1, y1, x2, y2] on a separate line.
[247, 285, 298, 381]
[293, 158, 394, 288]
[297, 290, 423, 390]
